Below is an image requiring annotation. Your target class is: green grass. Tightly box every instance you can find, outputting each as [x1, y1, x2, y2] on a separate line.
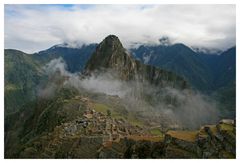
[127, 114, 144, 127]
[167, 130, 198, 142]
[219, 123, 234, 132]
[149, 128, 164, 137]
[93, 103, 111, 115]
[93, 102, 144, 127]
[127, 135, 164, 142]
[93, 103, 122, 117]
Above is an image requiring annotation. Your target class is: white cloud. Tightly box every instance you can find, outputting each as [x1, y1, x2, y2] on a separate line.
[4, 4, 236, 53]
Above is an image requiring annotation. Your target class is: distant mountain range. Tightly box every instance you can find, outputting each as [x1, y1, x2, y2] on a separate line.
[34, 43, 97, 73]
[131, 44, 236, 92]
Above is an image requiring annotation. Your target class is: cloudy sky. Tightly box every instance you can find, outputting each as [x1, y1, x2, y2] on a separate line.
[4, 4, 236, 53]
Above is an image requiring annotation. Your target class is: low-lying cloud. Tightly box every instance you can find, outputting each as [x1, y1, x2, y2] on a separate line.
[39, 58, 220, 129]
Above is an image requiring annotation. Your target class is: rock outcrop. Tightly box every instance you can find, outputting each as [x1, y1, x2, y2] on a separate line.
[164, 119, 236, 158]
[98, 138, 165, 158]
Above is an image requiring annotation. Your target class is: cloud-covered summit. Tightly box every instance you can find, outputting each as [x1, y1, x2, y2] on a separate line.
[4, 4, 236, 53]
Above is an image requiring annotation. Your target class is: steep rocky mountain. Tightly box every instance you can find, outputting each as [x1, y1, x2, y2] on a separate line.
[85, 35, 187, 89]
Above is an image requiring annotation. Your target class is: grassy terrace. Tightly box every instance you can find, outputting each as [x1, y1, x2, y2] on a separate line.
[93, 103, 121, 118]
[166, 130, 198, 142]
[149, 128, 164, 137]
[218, 123, 234, 132]
[127, 114, 144, 127]
[93, 103, 110, 114]
[127, 135, 164, 142]
[93, 102, 144, 127]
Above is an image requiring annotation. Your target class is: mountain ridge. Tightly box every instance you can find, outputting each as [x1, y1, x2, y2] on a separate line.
[131, 44, 236, 91]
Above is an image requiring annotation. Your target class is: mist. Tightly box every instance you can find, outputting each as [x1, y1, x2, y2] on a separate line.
[39, 57, 220, 129]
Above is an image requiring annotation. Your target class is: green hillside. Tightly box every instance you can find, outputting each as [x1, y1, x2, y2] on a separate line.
[4, 49, 44, 113]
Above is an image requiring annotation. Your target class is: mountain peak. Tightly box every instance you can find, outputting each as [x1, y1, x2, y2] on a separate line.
[99, 35, 123, 50]
[85, 35, 131, 72]
[104, 34, 120, 41]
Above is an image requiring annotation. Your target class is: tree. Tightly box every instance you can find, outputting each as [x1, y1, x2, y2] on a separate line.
[107, 109, 111, 117]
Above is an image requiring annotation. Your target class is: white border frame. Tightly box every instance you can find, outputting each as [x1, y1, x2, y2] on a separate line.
[1, 0, 239, 162]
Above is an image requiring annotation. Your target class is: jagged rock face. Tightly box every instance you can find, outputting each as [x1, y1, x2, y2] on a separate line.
[85, 35, 137, 80]
[85, 35, 188, 89]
